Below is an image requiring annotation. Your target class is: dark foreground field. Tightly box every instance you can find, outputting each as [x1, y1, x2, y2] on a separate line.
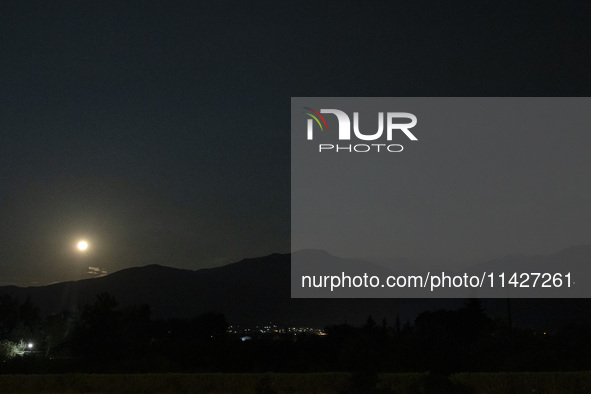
[1, 372, 590, 394]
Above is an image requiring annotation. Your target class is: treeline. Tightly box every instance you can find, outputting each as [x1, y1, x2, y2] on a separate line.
[1, 294, 591, 374]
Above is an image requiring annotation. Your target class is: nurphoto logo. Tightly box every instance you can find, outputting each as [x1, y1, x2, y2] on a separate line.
[303, 107, 418, 153]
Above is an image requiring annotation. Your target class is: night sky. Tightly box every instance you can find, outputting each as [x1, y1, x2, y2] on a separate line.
[1, 1, 590, 286]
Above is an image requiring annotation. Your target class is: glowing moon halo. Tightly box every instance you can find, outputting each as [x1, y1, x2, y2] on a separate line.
[77, 240, 89, 251]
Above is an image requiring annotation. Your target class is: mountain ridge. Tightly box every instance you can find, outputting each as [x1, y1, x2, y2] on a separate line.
[1, 247, 590, 328]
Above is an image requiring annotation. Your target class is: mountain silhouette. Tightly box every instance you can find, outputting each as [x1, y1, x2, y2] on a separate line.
[1, 252, 452, 325]
[1, 248, 590, 329]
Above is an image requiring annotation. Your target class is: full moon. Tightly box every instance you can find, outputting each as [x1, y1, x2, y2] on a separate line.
[77, 241, 88, 251]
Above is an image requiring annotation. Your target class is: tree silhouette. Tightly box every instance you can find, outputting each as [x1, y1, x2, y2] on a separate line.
[0, 294, 19, 339]
[67, 292, 123, 360]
